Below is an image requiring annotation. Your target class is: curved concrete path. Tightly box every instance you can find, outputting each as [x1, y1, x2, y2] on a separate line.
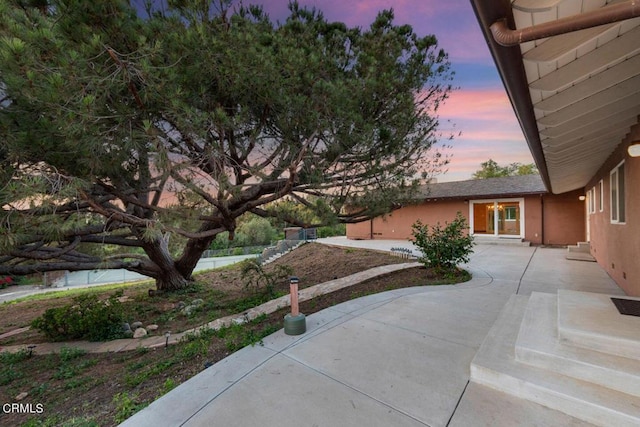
[0, 261, 419, 355]
[120, 242, 624, 427]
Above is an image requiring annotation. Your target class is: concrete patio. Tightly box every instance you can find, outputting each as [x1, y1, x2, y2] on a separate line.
[120, 241, 627, 426]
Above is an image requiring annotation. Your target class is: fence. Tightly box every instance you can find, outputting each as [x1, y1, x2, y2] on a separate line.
[48, 269, 148, 287]
[202, 245, 267, 259]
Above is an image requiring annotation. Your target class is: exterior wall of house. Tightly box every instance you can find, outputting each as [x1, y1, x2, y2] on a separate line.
[523, 196, 542, 244]
[346, 200, 467, 240]
[346, 193, 586, 246]
[542, 190, 587, 246]
[586, 127, 640, 296]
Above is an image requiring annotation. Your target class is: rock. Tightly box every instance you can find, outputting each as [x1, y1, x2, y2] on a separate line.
[146, 324, 159, 331]
[133, 328, 147, 338]
[123, 330, 134, 338]
[191, 298, 204, 307]
[117, 296, 130, 303]
[122, 322, 131, 332]
[175, 301, 186, 310]
[15, 392, 28, 401]
[131, 321, 143, 330]
[182, 305, 196, 316]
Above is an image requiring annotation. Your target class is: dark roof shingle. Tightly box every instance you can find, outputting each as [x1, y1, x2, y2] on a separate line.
[419, 175, 547, 200]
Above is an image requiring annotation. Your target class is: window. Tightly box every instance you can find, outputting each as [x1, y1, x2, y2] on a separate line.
[505, 206, 517, 220]
[598, 180, 604, 212]
[610, 162, 626, 223]
[588, 187, 596, 214]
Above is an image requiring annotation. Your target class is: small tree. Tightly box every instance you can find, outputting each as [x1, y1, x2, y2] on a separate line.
[410, 212, 474, 273]
[472, 159, 538, 179]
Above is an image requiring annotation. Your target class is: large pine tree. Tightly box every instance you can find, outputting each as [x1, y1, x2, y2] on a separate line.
[0, 0, 454, 291]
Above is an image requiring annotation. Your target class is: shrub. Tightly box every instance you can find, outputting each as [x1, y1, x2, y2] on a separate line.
[317, 223, 346, 238]
[209, 216, 277, 250]
[31, 292, 125, 341]
[237, 216, 277, 246]
[0, 275, 13, 288]
[240, 258, 292, 298]
[410, 212, 474, 273]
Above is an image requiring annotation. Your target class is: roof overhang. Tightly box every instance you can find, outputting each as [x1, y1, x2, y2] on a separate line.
[469, 0, 640, 194]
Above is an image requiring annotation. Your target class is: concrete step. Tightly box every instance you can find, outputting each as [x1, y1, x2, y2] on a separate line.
[515, 292, 640, 397]
[568, 242, 591, 253]
[567, 242, 595, 261]
[471, 294, 640, 427]
[473, 236, 531, 246]
[558, 290, 640, 360]
[565, 252, 596, 262]
[260, 241, 305, 265]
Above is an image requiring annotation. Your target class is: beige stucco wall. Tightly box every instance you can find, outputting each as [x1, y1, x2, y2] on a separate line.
[586, 126, 640, 296]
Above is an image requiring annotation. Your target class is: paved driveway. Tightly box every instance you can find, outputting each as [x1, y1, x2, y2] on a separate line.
[121, 242, 623, 427]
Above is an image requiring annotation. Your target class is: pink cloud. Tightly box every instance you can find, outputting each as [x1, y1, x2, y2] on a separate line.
[430, 87, 534, 181]
[433, 88, 526, 143]
[438, 88, 515, 121]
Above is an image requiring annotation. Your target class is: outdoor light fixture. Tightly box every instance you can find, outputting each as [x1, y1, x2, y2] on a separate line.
[628, 142, 640, 157]
[579, 195, 586, 201]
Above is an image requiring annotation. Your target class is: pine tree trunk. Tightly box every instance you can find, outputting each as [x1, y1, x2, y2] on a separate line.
[139, 230, 216, 292]
[176, 235, 214, 279]
[155, 266, 190, 291]
[141, 235, 192, 292]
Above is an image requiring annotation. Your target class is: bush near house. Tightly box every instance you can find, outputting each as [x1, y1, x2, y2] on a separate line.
[410, 212, 474, 274]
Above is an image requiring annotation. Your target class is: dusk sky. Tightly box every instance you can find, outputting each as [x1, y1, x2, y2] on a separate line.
[134, 0, 535, 182]
[250, 0, 534, 182]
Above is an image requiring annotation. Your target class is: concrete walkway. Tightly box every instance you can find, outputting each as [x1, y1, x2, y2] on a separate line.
[120, 241, 625, 427]
[0, 262, 420, 355]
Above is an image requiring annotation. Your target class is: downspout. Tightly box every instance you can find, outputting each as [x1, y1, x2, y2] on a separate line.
[491, 0, 640, 46]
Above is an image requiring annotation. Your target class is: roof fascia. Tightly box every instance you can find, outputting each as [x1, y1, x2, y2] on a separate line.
[468, 0, 552, 192]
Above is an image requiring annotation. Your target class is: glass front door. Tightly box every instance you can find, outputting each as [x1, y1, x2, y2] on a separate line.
[473, 203, 495, 234]
[497, 202, 520, 235]
[471, 199, 523, 237]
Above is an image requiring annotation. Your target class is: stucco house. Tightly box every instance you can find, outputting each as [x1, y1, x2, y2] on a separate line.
[347, 174, 587, 246]
[459, 1, 640, 425]
[471, 0, 639, 298]
[350, 1, 639, 299]
[351, 2, 639, 423]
